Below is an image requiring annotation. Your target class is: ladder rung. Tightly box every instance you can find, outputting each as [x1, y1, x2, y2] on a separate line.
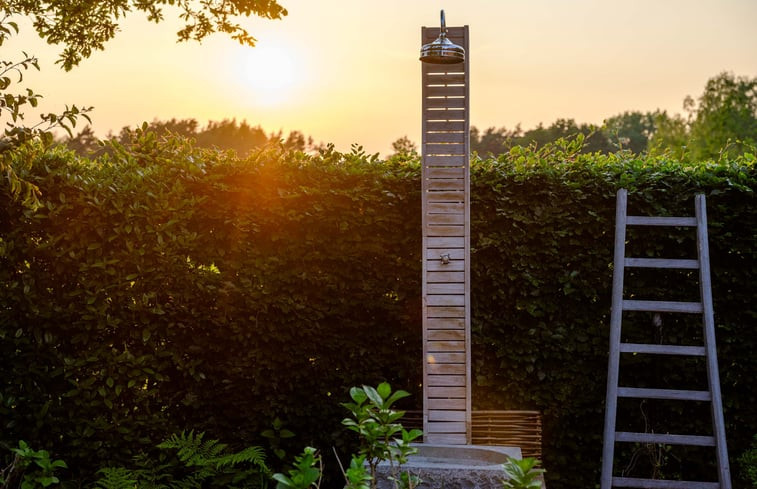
[623, 300, 703, 313]
[612, 477, 719, 488]
[626, 216, 698, 227]
[619, 343, 706, 356]
[618, 387, 712, 401]
[624, 258, 699, 269]
[615, 431, 716, 446]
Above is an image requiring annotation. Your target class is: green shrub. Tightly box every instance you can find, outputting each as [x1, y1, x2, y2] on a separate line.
[1, 132, 755, 488]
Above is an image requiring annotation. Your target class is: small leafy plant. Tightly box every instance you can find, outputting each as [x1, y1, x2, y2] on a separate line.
[96, 430, 269, 489]
[341, 382, 423, 489]
[501, 457, 545, 489]
[271, 447, 321, 489]
[0, 440, 67, 489]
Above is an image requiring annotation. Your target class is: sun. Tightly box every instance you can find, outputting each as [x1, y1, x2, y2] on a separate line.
[235, 43, 301, 106]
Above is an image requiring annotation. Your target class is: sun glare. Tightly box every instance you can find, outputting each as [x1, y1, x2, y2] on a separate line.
[236, 44, 301, 106]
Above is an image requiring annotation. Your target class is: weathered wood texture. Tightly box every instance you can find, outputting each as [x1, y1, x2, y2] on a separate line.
[421, 24, 470, 445]
[600, 189, 732, 489]
[402, 410, 543, 458]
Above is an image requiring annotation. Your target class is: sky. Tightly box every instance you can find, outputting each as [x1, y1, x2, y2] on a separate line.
[6, 0, 757, 156]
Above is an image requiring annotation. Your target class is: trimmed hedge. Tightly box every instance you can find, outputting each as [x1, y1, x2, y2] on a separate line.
[1, 133, 755, 488]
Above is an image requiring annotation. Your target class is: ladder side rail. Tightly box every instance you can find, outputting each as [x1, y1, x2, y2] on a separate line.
[601, 188, 628, 489]
[695, 194, 732, 489]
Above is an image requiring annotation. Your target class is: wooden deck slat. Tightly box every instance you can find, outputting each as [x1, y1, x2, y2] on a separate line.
[425, 85, 466, 97]
[427, 248, 465, 259]
[427, 178, 464, 191]
[426, 398, 466, 410]
[423, 73, 466, 84]
[426, 260, 464, 271]
[427, 352, 465, 364]
[428, 330, 465, 341]
[427, 202, 464, 214]
[623, 300, 703, 313]
[428, 375, 466, 387]
[620, 343, 706, 356]
[426, 271, 464, 283]
[425, 121, 466, 131]
[428, 386, 466, 398]
[427, 340, 466, 352]
[617, 387, 712, 401]
[427, 213, 465, 224]
[425, 143, 466, 155]
[427, 190, 465, 202]
[612, 477, 718, 489]
[426, 318, 465, 329]
[427, 237, 464, 248]
[425, 132, 466, 144]
[426, 225, 465, 237]
[615, 432, 715, 446]
[427, 295, 465, 306]
[429, 410, 466, 422]
[425, 97, 466, 109]
[427, 306, 465, 318]
[625, 258, 699, 269]
[427, 282, 465, 294]
[427, 422, 466, 433]
[626, 216, 698, 227]
[425, 433, 467, 444]
[426, 167, 465, 179]
[428, 363, 465, 375]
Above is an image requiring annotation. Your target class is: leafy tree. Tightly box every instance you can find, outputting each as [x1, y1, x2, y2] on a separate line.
[688, 72, 757, 161]
[603, 111, 655, 154]
[648, 110, 690, 158]
[389, 136, 418, 157]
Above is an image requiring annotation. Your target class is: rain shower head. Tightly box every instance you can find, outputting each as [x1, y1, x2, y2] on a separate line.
[419, 10, 465, 64]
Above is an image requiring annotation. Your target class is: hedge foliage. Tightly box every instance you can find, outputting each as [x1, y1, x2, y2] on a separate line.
[1, 132, 755, 488]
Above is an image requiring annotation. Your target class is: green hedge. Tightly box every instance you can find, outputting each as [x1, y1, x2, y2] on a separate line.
[1, 133, 755, 488]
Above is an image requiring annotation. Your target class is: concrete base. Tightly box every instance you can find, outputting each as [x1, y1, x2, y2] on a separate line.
[375, 444, 521, 489]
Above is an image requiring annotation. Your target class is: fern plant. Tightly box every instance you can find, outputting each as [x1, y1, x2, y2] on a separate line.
[96, 431, 269, 489]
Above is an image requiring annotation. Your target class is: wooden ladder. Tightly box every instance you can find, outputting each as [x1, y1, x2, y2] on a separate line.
[600, 189, 732, 489]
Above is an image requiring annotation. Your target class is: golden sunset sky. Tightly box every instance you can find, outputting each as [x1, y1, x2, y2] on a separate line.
[7, 0, 757, 156]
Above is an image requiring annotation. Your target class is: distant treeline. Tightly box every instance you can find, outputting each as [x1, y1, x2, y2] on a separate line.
[63, 118, 321, 157]
[63, 72, 756, 161]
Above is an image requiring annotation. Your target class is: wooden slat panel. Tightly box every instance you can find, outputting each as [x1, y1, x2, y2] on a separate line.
[427, 422, 466, 433]
[426, 85, 466, 97]
[425, 143, 465, 155]
[427, 237, 464, 248]
[427, 190, 464, 202]
[428, 340, 466, 352]
[428, 375, 466, 386]
[471, 410, 542, 459]
[425, 132, 466, 144]
[625, 258, 699, 269]
[426, 225, 464, 237]
[426, 167, 464, 179]
[615, 432, 715, 446]
[427, 295, 465, 306]
[427, 352, 465, 364]
[425, 97, 466, 109]
[424, 73, 466, 84]
[429, 386, 466, 398]
[425, 155, 464, 167]
[425, 433, 467, 444]
[426, 271, 464, 282]
[617, 387, 711, 401]
[424, 108, 465, 119]
[612, 477, 718, 489]
[429, 410, 466, 421]
[626, 216, 697, 227]
[427, 248, 465, 259]
[427, 179, 464, 191]
[426, 120, 465, 131]
[620, 343, 706, 356]
[427, 318, 465, 330]
[426, 260, 465, 271]
[428, 363, 465, 375]
[427, 213, 465, 224]
[427, 202, 463, 214]
[428, 329, 465, 341]
[427, 306, 465, 318]
[623, 300, 703, 313]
